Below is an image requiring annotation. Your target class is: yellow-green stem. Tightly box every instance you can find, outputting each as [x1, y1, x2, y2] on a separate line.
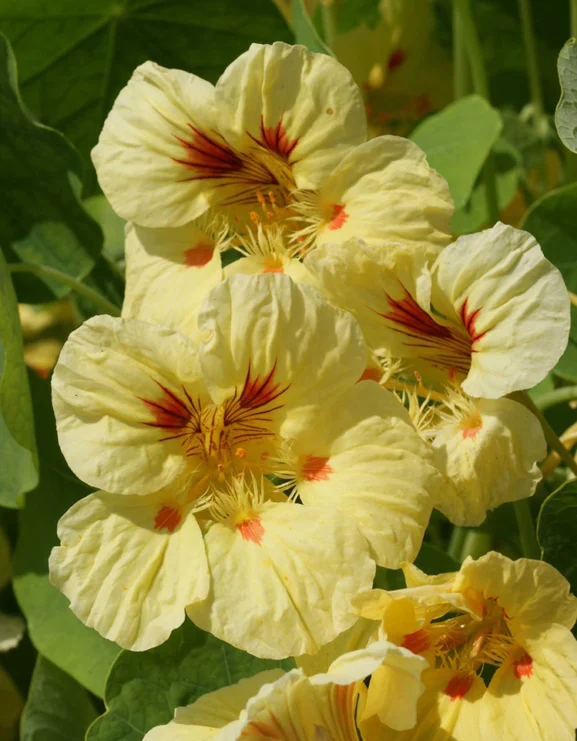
[453, 2, 471, 98]
[513, 499, 541, 559]
[320, 0, 337, 50]
[9, 263, 121, 317]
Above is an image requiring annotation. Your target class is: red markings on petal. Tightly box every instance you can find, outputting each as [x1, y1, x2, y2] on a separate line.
[259, 116, 299, 161]
[139, 381, 201, 443]
[387, 48, 407, 72]
[174, 125, 244, 179]
[444, 673, 474, 701]
[514, 652, 533, 679]
[401, 629, 430, 654]
[460, 298, 487, 350]
[237, 517, 264, 545]
[184, 243, 214, 268]
[328, 203, 348, 231]
[462, 424, 482, 439]
[154, 505, 182, 533]
[236, 364, 288, 414]
[302, 455, 333, 482]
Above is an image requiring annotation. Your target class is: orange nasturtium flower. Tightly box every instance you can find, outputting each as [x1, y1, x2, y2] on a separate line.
[354, 552, 577, 740]
[49, 274, 439, 658]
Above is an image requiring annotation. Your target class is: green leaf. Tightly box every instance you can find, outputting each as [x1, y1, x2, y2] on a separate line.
[292, 0, 333, 56]
[520, 182, 577, 382]
[537, 479, 577, 594]
[21, 656, 98, 741]
[410, 94, 503, 210]
[13, 374, 120, 698]
[336, 0, 381, 33]
[0, 249, 38, 508]
[414, 543, 459, 575]
[0, 34, 103, 304]
[452, 136, 521, 234]
[556, 39, 577, 154]
[0, 0, 292, 195]
[83, 196, 126, 265]
[88, 621, 294, 741]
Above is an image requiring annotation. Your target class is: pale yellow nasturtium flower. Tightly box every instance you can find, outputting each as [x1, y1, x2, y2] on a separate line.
[354, 552, 577, 740]
[401, 386, 547, 527]
[307, 222, 570, 399]
[92, 41, 453, 260]
[143, 640, 427, 741]
[50, 274, 439, 657]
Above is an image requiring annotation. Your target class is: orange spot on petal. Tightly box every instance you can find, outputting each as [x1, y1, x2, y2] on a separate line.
[328, 203, 348, 231]
[387, 48, 407, 72]
[302, 455, 333, 482]
[462, 424, 482, 439]
[359, 367, 382, 383]
[154, 505, 182, 533]
[514, 652, 533, 679]
[444, 673, 474, 701]
[401, 629, 430, 654]
[184, 243, 214, 268]
[263, 265, 284, 274]
[237, 518, 264, 545]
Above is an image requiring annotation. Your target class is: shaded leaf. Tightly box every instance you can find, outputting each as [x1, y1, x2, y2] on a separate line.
[556, 39, 577, 154]
[0, 249, 37, 508]
[0, 664, 23, 741]
[520, 182, 577, 382]
[88, 621, 294, 741]
[414, 542, 459, 575]
[537, 480, 577, 594]
[336, 0, 381, 33]
[13, 373, 120, 698]
[21, 655, 98, 741]
[0, 0, 292, 194]
[410, 94, 502, 209]
[292, 0, 333, 55]
[0, 34, 103, 303]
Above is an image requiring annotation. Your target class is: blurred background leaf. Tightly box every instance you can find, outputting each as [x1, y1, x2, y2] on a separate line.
[538, 480, 577, 594]
[0, 0, 293, 195]
[20, 655, 98, 741]
[88, 620, 294, 741]
[555, 38, 577, 153]
[0, 250, 38, 508]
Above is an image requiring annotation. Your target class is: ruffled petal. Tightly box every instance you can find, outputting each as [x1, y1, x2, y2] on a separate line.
[187, 500, 374, 659]
[215, 41, 366, 190]
[49, 490, 208, 650]
[197, 273, 366, 439]
[294, 382, 437, 567]
[52, 315, 209, 494]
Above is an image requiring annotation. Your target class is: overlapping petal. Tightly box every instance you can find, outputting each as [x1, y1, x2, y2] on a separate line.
[49, 489, 209, 650]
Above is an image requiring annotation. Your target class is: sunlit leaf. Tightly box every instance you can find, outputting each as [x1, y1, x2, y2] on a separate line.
[20, 656, 97, 741]
[0, 0, 292, 194]
[538, 479, 577, 594]
[88, 620, 294, 741]
[13, 374, 120, 698]
[521, 182, 577, 382]
[556, 38, 577, 153]
[0, 34, 103, 303]
[410, 94, 502, 209]
[0, 249, 38, 508]
[292, 0, 333, 55]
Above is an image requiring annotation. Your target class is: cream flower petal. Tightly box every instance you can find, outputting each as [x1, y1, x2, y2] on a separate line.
[223, 253, 319, 287]
[143, 671, 284, 741]
[215, 42, 366, 190]
[49, 489, 208, 651]
[294, 382, 437, 567]
[296, 617, 379, 676]
[455, 552, 577, 636]
[313, 136, 453, 256]
[197, 273, 366, 439]
[485, 626, 577, 741]
[187, 500, 374, 659]
[0, 613, 24, 653]
[431, 396, 546, 526]
[123, 221, 224, 340]
[92, 62, 221, 227]
[432, 222, 571, 398]
[52, 315, 209, 494]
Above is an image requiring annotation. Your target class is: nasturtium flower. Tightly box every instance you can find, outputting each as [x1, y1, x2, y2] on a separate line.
[143, 640, 427, 741]
[424, 389, 547, 526]
[307, 222, 570, 398]
[50, 274, 438, 656]
[354, 552, 577, 740]
[92, 41, 453, 258]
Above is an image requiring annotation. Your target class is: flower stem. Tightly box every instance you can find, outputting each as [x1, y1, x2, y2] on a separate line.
[453, 0, 499, 224]
[9, 263, 121, 317]
[513, 499, 541, 559]
[453, 1, 471, 99]
[448, 526, 468, 561]
[460, 530, 492, 561]
[534, 385, 577, 411]
[320, 0, 337, 50]
[517, 0, 544, 120]
[513, 390, 577, 477]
